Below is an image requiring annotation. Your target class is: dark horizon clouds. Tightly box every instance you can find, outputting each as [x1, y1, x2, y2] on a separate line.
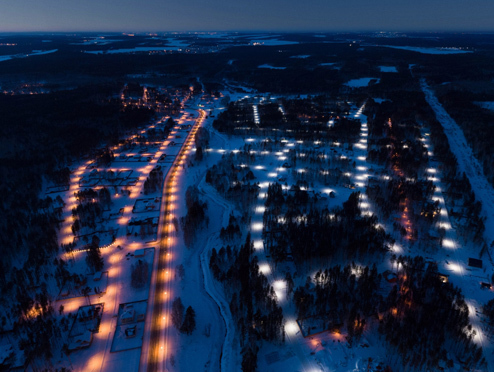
[1, 0, 493, 32]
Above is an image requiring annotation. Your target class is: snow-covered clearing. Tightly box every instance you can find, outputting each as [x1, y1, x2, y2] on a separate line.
[250, 39, 299, 46]
[379, 66, 397, 73]
[0, 49, 58, 62]
[85, 43, 188, 54]
[474, 101, 494, 112]
[379, 45, 472, 55]
[344, 77, 380, 88]
[258, 64, 286, 70]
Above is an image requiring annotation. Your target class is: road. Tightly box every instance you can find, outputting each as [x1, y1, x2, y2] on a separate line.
[140, 107, 205, 372]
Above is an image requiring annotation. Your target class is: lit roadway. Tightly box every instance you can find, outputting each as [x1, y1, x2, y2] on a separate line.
[140, 107, 205, 372]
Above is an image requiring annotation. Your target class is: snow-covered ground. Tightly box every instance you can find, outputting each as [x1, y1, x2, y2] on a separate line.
[250, 39, 299, 46]
[70, 38, 123, 45]
[258, 64, 287, 70]
[38, 81, 494, 371]
[378, 45, 472, 54]
[43, 92, 231, 372]
[379, 66, 397, 73]
[189, 98, 395, 372]
[0, 49, 57, 62]
[474, 101, 494, 112]
[85, 46, 187, 54]
[421, 80, 494, 249]
[344, 77, 380, 88]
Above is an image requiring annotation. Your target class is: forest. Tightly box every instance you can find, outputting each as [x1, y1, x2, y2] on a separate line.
[294, 256, 485, 371]
[209, 234, 284, 372]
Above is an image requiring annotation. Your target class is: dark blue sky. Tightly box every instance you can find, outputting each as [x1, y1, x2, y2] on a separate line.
[1, 0, 493, 32]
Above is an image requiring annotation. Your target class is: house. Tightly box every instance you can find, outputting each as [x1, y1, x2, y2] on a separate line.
[481, 282, 492, 290]
[68, 330, 93, 351]
[135, 249, 145, 257]
[384, 271, 397, 283]
[468, 258, 483, 269]
[124, 325, 137, 338]
[121, 306, 135, 324]
[437, 273, 449, 283]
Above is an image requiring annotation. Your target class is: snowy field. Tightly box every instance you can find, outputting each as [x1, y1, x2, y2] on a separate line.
[379, 66, 397, 73]
[344, 77, 380, 87]
[379, 45, 473, 54]
[250, 39, 299, 46]
[474, 101, 494, 112]
[0, 49, 57, 62]
[258, 64, 287, 70]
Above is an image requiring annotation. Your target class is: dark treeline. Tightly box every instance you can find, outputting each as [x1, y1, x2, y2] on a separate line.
[294, 257, 486, 371]
[180, 186, 208, 247]
[206, 153, 259, 211]
[263, 187, 391, 264]
[143, 165, 164, 195]
[209, 234, 283, 372]
[193, 126, 210, 162]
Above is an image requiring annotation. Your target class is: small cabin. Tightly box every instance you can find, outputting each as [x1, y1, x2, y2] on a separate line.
[135, 249, 145, 257]
[468, 258, 483, 269]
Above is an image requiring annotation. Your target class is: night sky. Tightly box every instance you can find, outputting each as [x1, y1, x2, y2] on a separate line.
[1, 0, 493, 32]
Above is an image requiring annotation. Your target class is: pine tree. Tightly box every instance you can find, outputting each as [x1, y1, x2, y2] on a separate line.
[171, 297, 185, 330]
[86, 241, 104, 272]
[241, 346, 258, 372]
[180, 306, 196, 335]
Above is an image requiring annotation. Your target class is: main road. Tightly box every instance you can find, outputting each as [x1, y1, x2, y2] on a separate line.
[140, 107, 205, 372]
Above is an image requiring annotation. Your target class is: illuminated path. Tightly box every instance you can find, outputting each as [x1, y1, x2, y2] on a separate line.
[140, 108, 205, 372]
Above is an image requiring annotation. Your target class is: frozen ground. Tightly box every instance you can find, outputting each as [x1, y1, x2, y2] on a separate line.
[0, 49, 57, 62]
[379, 45, 472, 54]
[250, 39, 299, 46]
[345, 77, 380, 88]
[258, 64, 287, 70]
[474, 101, 494, 112]
[379, 66, 397, 73]
[85, 38, 190, 54]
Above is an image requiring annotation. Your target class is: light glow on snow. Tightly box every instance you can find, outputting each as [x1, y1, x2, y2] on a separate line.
[252, 222, 263, 231]
[442, 239, 455, 249]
